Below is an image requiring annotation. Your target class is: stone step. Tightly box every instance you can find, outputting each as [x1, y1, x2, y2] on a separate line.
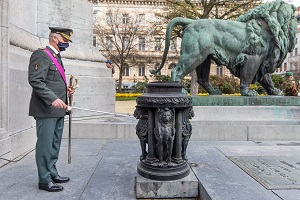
[64, 105, 300, 141]
[63, 122, 300, 141]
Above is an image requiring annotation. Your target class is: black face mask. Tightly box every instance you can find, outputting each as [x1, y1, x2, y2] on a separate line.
[57, 42, 69, 51]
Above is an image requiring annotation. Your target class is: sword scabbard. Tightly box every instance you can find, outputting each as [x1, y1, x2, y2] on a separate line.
[67, 75, 75, 164]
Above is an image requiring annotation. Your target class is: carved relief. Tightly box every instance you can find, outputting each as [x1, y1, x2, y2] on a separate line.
[134, 107, 148, 160]
[182, 107, 194, 161]
[136, 96, 192, 108]
[154, 108, 175, 167]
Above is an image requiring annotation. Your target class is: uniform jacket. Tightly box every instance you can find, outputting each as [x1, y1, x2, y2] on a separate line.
[28, 46, 67, 117]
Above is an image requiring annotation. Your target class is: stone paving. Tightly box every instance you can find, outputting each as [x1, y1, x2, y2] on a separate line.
[1, 139, 300, 200]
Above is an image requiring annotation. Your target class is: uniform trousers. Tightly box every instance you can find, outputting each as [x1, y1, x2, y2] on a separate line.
[35, 117, 64, 183]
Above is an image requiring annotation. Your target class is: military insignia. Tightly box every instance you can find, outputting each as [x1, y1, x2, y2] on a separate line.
[34, 64, 39, 71]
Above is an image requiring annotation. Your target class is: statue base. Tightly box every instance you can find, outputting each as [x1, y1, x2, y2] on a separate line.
[135, 166, 198, 199]
[137, 160, 190, 181]
[192, 95, 300, 106]
[191, 95, 300, 141]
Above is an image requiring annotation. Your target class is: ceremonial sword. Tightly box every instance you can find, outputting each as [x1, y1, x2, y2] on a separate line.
[66, 75, 78, 164]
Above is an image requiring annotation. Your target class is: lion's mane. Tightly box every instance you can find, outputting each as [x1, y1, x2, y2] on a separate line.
[224, 0, 297, 81]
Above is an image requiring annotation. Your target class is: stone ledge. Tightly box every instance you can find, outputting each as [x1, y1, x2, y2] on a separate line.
[135, 168, 198, 199]
[192, 96, 300, 106]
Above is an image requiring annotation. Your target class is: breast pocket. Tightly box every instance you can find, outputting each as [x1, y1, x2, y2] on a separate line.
[47, 64, 58, 80]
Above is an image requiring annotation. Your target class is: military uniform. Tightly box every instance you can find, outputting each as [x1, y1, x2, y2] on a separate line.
[28, 27, 73, 190]
[281, 71, 298, 96]
[282, 80, 298, 96]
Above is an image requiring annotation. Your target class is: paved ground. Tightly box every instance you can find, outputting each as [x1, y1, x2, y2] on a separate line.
[115, 100, 136, 114]
[1, 139, 300, 200]
[1, 101, 300, 199]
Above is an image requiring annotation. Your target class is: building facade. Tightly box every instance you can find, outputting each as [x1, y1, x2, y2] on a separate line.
[92, 0, 231, 89]
[275, 23, 300, 76]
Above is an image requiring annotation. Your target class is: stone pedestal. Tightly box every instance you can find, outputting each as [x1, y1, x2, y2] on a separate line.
[135, 167, 199, 199]
[134, 82, 194, 181]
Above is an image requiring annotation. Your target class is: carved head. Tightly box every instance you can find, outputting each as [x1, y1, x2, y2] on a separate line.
[158, 108, 174, 123]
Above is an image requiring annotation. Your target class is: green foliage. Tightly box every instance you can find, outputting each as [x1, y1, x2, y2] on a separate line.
[271, 74, 285, 89]
[151, 74, 172, 81]
[181, 79, 191, 93]
[250, 83, 265, 94]
[130, 76, 149, 93]
[116, 97, 137, 101]
[208, 75, 240, 94]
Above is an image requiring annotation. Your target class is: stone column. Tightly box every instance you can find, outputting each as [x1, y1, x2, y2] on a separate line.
[0, 0, 9, 131]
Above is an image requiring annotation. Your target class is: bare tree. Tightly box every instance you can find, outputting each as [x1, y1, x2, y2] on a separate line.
[94, 7, 150, 92]
[157, 0, 262, 95]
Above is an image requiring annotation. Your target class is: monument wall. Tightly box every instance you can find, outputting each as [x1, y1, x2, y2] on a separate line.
[0, 0, 115, 166]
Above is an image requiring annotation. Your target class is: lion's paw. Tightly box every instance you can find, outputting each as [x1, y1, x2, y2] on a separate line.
[241, 89, 258, 96]
[269, 89, 284, 96]
[210, 89, 222, 95]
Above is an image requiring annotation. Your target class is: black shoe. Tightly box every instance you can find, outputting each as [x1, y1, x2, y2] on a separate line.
[52, 175, 70, 183]
[38, 181, 63, 192]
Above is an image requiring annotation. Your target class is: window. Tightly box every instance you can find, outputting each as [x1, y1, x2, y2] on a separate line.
[155, 63, 161, 75]
[295, 48, 298, 56]
[106, 13, 112, 24]
[284, 63, 287, 71]
[139, 65, 145, 76]
[93, 36, 97, 47]
[123, 37, 129, 50]
[106, 36, 113, 50]
[155, 38, 161, 51]
[168, 63, 176, 69]
[170, 38, 177, 52]
[138, 14, 145, 24]
[217, 65, 223, 76]
[123, 64, 129, 76]
[139, 37, 145, 51]
[123, 14, 129, 24]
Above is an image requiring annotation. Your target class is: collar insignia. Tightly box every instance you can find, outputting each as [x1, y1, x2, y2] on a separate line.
[34, 64, 39, 71]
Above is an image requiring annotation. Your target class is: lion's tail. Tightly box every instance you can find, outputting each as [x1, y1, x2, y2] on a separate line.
[150, 17, 195, 75]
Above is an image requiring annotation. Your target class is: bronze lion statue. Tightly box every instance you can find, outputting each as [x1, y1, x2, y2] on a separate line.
[151, 0, 297, 96]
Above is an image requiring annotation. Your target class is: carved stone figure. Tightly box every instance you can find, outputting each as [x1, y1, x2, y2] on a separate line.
[151, 0, 297, 96]
[134, 107, 148, 160]
[154, 108, 175, 167]
[182, 107, 194, 161]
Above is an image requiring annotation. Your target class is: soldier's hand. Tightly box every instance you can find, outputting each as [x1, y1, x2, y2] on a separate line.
[52, 98, 67, 109]
[67, 86, 75, 94]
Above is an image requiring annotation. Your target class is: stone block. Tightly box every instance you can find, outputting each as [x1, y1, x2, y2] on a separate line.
[10, 128, 36, 158]
[63, 123, 136, 139]
[248, 125, 300, 140]
[0, 136, 11, 167]
[191, 124, 247, 141]
[192, 96, 300, 106]
[135, 170, 198, 199]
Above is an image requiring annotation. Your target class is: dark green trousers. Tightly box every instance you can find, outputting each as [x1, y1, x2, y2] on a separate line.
[35, 117, 64, 183]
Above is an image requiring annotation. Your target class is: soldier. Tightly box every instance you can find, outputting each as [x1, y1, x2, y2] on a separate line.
[281, 71, 298, 96]
[105, 55, 115, 75]
[28, 27, 74, 192]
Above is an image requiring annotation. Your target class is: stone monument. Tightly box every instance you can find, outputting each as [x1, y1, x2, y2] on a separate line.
[0, 0, 114, 167]
[134, 82, 198, 198]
